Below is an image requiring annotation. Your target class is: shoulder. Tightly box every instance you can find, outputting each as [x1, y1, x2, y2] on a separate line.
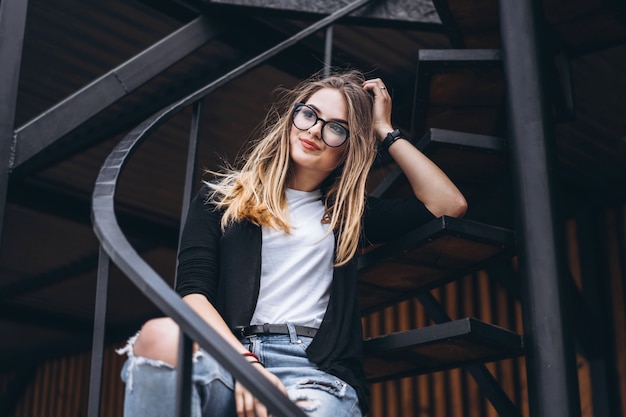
[195, 182, 224, 210]
[184, 183, 225, 228]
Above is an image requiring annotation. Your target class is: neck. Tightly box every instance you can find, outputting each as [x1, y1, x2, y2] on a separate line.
[288, 167, 327, 192]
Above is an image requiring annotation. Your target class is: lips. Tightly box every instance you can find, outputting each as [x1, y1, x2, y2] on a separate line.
[300, 138, 320, 151]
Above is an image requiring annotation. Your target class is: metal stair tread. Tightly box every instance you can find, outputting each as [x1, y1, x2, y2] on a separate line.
[363, 317, 524, 382]
[371, 127, 506, 193]
[417, 128, 506, 152]
[419, 127, 508, 191]
[418, 49, 502, 66]
[357, 216, 514, 312]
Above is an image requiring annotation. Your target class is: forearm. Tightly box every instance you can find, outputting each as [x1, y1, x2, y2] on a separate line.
[386, 137, 467, 218]
[363, 78, 467, 219]
[184, 293, 287, 415]
[183, 293, 250, 354]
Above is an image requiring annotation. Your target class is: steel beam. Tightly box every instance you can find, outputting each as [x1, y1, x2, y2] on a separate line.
[431, 0, 465, 48]
[498, 1, 581, 417]
[201, 0, 440, 25]
[0, 0, 29, 244]
[12, 15, 223, 170]
[87, 246, 110, 417]
[174, 99, 203, 417]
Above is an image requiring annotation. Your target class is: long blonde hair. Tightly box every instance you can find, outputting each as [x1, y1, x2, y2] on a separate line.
[206, 70, 377, 266]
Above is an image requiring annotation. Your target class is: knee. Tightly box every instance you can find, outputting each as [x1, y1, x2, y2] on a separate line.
[133, 317, 180, 366]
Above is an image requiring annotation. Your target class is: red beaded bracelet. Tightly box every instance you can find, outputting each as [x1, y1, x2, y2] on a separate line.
[242, 351, 260, 362]
[242, 351, 264, 367]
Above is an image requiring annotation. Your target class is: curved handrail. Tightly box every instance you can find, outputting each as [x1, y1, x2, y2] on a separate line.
[91, 1, 372, 415]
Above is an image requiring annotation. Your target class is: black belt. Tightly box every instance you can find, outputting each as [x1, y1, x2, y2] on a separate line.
[235, 324, 318, 338]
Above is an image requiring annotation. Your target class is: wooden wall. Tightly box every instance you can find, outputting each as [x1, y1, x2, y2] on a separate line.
[1, 203, 625, 417]
[363, 272, 528, 417]
[1, 347, 126, 417]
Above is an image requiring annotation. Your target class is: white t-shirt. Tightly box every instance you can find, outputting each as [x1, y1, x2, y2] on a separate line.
[250, 188, 334, 328]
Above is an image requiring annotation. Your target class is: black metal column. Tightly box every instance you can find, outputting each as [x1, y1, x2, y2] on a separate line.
[0, 0, 29, 243]
[498, 1, 581, 417]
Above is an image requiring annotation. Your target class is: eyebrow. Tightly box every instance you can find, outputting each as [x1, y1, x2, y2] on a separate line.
[307, 103, 349, 126]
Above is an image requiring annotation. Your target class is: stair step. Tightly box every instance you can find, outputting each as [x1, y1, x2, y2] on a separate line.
[413, 49, 505, 138]
[357, 217, 514, 312]
[418, 49, 502, 66]
[417, 127, 505, 152]
[372, 128, 507, 198]
[420, 128, 509, 200]
[363, 317, 524, 382]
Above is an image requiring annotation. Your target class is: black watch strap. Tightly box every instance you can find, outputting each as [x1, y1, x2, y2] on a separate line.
[381, 129, 404, 152]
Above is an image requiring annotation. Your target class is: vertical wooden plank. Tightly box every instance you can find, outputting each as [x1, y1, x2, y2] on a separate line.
[68, 353, 81, 416]
[415, 299, 430, 417]
[383, 304, 398, 417]
[472, 272, 482, 417]
[566, 216, 593, 417]
[479, 270, 498, 417]
[576, 353, 594, 417]
[103, 346, 124, 417]
[566, 219, 583, 290]
[462, 274, 481, 417]
[396, 300, 416, 414]
[515, 298, 530, 417]
[397, 299, 410, 332]
[366, 309, 383, 416]
[605, 205, 626, 417]
[446, 281, 463, 417]
[412, 378, 422, 417]
[385, 378, 399, 417]
[35, 361, 48, 416]
[59, 357, 68, 416]
[496, 285, 517, 408]
[368, 381, 383, 417]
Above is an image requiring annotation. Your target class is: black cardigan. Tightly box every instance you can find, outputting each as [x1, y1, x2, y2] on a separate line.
[175, 184, 435, 414]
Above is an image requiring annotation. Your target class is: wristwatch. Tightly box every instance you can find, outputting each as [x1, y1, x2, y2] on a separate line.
[381, 129, 404, 152]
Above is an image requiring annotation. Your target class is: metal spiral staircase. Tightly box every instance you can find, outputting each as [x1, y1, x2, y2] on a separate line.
[83, 1, 582, 417]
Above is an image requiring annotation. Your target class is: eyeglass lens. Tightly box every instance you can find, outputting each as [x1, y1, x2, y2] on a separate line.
[292, 104, 348, 147]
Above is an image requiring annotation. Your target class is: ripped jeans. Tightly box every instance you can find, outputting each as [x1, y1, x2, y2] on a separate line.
[118, 329, 362, 417]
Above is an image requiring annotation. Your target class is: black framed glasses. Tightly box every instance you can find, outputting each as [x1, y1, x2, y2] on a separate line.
[292, 103, 350, 147]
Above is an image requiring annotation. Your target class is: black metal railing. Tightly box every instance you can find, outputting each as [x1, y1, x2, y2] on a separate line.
[88, 1, 373, 416]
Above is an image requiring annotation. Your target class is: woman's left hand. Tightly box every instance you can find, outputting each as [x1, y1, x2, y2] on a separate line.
[363, 78, 394, 142]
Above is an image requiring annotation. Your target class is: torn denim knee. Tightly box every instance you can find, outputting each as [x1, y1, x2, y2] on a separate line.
[117, 332, 205, 392]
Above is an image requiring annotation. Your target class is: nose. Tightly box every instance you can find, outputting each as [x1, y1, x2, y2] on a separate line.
[307, 119, 323, 137]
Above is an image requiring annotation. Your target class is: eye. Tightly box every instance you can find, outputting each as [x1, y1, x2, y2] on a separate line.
[327, 122, 347, 136]
[301, 107, 317, 121]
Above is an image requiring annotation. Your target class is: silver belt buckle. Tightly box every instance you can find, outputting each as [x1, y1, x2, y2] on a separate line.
[241, 326, 257, 338]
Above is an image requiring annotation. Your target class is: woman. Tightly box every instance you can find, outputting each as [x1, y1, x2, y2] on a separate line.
[118, 70, 467, 417]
